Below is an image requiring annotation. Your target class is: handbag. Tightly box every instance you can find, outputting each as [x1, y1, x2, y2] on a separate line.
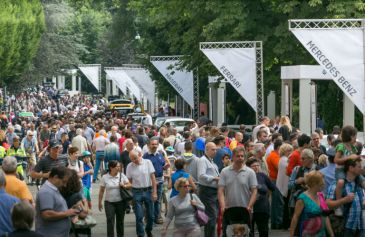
[73, 215, 97, 229]
[119, 172, 133, 202]
[189, 193, 209, 226]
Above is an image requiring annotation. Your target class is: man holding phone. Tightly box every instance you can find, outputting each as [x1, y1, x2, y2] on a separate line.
[35, 166, 79, 237]
[143, 137, 171, 225]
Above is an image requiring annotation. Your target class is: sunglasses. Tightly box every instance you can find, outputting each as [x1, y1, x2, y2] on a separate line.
[181, 185, 189, 188]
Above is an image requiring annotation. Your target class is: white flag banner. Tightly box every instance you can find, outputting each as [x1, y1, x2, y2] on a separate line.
[78, 65, 100, 91]
[122, 67, 156, 109]
[150, 59, 194, 108]
[104, 69, 142, 101]
[201, 48, 257, 111]
[290, 28, 365, 114]
[105, 69, 126, 95]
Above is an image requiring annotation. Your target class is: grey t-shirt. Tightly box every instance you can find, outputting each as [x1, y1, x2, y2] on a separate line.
[35, 181, 70, 237]
[218, 165, 258, 208]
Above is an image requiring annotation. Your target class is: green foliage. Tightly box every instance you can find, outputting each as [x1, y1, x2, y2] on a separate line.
[0, 0, 45, 86]
[128, 0, 365, 128]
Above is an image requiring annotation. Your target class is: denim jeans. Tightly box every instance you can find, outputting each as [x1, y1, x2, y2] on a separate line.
[132, 188, 154, 237]
[93, 151, 106, 181]
[104, 200, 127, 237]
[344, 229, 365, 237]
[154, 182, 164, 221]
[198, 185, 218, 237]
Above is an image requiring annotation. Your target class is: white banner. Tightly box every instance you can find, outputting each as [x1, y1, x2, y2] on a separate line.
[78, 65, 100, 91]
[104, 69, 142, 101]
[201, 48, 257, 111]
[122, 67, 156, 110]
[150, 59, 194, 108]
[290, 28, 365, 114]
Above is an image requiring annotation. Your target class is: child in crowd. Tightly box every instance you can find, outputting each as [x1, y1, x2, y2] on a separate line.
[334, 125, 365, 215]
[81, 151, 94, 209]
[222, 153, 231, 168]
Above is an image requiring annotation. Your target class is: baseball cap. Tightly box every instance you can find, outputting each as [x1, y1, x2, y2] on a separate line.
[49, 140, 61, 148]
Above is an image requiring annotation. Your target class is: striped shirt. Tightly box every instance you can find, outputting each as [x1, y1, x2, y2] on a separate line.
[327, 181, 364, 230]
[34, 154, 69, 184]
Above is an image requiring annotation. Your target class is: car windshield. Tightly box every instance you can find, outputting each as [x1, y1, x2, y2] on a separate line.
[155, 118, 166, 127]
[111, 99, 131, 105]
[169, 121, 191, 127]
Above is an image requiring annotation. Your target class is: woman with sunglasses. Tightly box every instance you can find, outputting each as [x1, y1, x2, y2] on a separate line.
[162, 177, 205, 237]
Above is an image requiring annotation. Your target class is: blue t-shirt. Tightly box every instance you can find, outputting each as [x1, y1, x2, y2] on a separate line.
[170, 169, 190, 198]
[143, 152, 165, 180]
[82, 164, 92, 188]
[195, 137, 206, 151]
[0, 189, 20, 235]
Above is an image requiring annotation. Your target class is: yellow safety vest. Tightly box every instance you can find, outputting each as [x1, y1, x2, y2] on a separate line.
[0, 146, 5, 158]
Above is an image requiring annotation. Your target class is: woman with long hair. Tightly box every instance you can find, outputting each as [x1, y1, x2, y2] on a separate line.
[279, 116, 293, 141]
[98, 160, 131, 237]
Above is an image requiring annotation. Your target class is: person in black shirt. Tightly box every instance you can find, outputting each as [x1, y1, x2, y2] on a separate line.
[120, 138, 134, 174]
[246, 158, 276, 237]
[31, 140, 68, 184]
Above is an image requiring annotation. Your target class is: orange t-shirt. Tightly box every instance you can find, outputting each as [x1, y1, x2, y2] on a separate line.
[5, 175, 33, 202]
[266, 150, 280, 180]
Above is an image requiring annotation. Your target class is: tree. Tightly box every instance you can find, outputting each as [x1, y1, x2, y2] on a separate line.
[0, 0, 45, 86]
[128, 0, 365, 127]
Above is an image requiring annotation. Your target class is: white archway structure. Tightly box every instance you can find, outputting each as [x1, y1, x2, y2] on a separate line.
[281, 65, 355, 134]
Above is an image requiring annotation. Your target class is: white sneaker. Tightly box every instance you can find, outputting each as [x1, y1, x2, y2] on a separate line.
[335, 208, 343, 216]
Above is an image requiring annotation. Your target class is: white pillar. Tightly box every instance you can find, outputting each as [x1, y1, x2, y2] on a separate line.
[78, 76, 82, 91]
[299, 79, 312, 134]
[267, 91, 276, 119]
[281, 80, 293, 118]
[72, 75, 77, 91]
[216, 82, 226, 126]
[52, 76, 57, 89]
[343, 93, 355, 126]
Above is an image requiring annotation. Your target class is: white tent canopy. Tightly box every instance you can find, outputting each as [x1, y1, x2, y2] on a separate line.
[78, 64, 101, 92]
[104, 68, 142, 101]
[150, 56, 194, 108]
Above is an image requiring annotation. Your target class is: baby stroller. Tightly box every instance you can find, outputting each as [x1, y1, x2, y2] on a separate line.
[222, 207, 252, 237]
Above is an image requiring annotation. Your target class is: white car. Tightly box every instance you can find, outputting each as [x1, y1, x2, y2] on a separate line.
[158, 117, 195, 132]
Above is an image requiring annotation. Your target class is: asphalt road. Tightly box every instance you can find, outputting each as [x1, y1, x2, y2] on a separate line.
[29, 182, 289, 237]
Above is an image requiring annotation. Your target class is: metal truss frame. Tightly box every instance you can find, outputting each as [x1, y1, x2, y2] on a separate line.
[200, 41, 264, 122]
[289, 19, 364, 29]
[121, 64, 145, 69]
[150, 55, 200, 118]
[79, 64, 102, 92]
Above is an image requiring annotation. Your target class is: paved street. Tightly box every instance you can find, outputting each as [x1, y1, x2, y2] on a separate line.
[29, 182, 289, 237]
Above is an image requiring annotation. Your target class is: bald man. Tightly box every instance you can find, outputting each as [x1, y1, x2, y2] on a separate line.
[197, 142, 219, 237]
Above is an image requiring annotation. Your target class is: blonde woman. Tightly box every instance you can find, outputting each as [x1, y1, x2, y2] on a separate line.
[289, 171, 334, 237]
[278, 116, 293, 141]
[162, 177, 205, 237]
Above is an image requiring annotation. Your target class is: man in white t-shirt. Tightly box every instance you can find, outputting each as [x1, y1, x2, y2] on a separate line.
[126, 150, 157, 237]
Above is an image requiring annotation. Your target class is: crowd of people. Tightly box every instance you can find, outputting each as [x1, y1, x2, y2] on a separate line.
[0, 91, 364, 237]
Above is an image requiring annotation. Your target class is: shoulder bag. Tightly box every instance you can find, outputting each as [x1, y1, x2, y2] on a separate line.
[189, 193, 208, 226]
[119, 172, 133, 202]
